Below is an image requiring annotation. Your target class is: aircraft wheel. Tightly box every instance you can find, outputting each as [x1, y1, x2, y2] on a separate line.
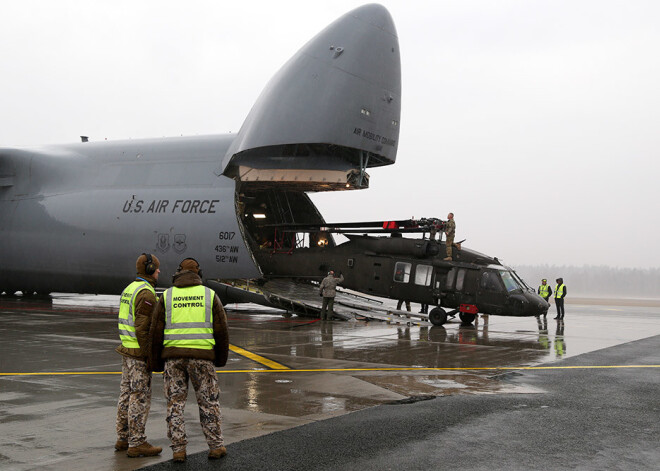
[429, 307, 448, 326]
[459, 313, 476, 324]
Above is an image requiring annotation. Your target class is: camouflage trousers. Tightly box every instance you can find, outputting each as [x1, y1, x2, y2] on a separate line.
[446, 235, 455, 257]
[163, 358, 224, 452]
[320, 297, 335, 319]
[116, 356, 152, 447]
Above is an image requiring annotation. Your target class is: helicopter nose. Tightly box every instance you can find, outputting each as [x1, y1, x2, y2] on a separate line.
[529, 294, 550, 316]
[537, 300, 550, 315]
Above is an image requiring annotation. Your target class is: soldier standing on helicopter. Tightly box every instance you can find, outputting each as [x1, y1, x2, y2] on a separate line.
[444, 213, 459, 260]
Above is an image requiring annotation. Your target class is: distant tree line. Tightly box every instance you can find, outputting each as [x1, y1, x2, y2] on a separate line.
[513, 265, 660, 298]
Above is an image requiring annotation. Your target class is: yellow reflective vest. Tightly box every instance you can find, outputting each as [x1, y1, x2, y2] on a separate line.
[538, 285, 550, 298]
[555, 284, 565, 299]
[118, 280, 156, 349]
[163, 285, 215, 350]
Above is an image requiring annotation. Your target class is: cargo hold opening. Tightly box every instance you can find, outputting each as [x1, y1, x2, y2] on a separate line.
[236, 189, 334, 256]
[224, 144, 379, 192]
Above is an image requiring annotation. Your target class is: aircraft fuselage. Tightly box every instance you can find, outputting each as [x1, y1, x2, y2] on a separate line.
[0, 136, 261, 294]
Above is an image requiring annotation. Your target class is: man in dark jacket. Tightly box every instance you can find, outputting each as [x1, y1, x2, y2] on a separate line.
[554, 277, 567, 320]
[115, 253, 162, 457]
[149, 258, 229, 463]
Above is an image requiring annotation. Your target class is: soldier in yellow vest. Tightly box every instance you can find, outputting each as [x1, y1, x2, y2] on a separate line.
[554, 277, 567, 320]
[537, 279, 553, 317]
[149, 258, 229, 463]
[115, 253, 162, 457]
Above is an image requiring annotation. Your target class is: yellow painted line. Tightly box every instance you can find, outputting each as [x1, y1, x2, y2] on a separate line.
[1, 364, 659, 376]
[229, 343, 290, 370]
[0, 371, 123, 376]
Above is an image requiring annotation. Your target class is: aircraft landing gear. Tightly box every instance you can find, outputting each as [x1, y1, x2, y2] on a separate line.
[459, 313, 476, 324]
[429, 307, 448, 326]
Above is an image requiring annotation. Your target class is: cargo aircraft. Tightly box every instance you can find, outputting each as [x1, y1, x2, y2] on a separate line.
[0, 4, 548, 324]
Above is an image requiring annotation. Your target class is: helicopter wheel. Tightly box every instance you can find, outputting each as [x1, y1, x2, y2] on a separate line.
[459, 313, 476, 324]
[429, 307, 448, 326]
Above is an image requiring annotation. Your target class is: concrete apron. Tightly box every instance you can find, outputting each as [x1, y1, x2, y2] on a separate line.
[1, 294, 659, 470]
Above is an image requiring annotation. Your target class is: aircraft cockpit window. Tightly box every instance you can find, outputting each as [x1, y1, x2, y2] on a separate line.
[480, 271, 504, 292]
[394, 262, 411, 283]
[414, 265, 433, 286]
[499, 271, 523, 292]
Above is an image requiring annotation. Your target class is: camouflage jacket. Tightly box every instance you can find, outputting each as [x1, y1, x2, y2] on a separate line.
[320, 274, 344, 298]
[445, 219, 456, 238]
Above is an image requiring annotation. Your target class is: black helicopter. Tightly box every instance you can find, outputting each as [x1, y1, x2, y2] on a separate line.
[246, 217, 550, 326]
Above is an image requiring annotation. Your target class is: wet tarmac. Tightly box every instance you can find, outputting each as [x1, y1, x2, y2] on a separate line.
[1, 294, 659, 470]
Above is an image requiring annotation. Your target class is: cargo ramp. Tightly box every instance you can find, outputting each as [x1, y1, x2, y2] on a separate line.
[207, 278, 431, 326]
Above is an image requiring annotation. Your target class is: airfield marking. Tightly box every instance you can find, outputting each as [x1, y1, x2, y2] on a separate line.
[228, 344, 290, 370]
[2, 364, 659, 376]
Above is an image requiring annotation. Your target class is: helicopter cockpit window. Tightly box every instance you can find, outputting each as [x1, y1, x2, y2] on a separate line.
[499, 270, 523, 292]
[480, 271, 504, 292]
[414, 265, 433, 286]
[510, 270, 531, 291]
[394, 262, 411, 283]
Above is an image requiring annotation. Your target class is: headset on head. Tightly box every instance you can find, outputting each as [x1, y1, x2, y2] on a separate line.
[142, 253, 157, 276]
[178, 257, 203, 279]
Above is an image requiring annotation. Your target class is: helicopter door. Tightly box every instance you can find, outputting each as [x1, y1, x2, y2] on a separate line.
[412, 264, 434, 304]
[390, 261, 412, 301]
[478, 270, 507, 314]
[432, 268, 447, 302]
[366, 260, 385, 294]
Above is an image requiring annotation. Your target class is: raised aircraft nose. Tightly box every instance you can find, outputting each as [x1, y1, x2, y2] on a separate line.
[222, 4, 401, 191]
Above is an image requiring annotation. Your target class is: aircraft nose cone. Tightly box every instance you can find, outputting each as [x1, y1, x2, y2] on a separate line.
[349, 4, 398, 38]
[222, 3, 401, 173]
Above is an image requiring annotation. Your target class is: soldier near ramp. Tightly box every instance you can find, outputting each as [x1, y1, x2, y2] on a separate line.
[149, 258, 230, 463]
[115, 253, 162, 458]
[319, 270, 344, 320]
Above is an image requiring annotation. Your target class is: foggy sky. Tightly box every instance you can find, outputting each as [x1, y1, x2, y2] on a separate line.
[2, 0, 659, 269]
